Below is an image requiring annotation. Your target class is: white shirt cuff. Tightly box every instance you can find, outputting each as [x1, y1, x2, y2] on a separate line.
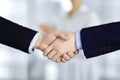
[28, 32, 40, 54]
[76, 30, 86, 59]
[76, 30, 82, 50]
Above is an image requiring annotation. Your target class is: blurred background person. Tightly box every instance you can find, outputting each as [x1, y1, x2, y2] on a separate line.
[40, 0, 100, 32]
[40, 0, 100, 79]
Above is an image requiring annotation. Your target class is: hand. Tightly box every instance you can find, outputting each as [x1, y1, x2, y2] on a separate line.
[40, 25, 79, 63]
[33, 30, 68, 51]
[39, 25, 78, 63]
[61, 50, 79, 63]
[43, 32, 78, 62]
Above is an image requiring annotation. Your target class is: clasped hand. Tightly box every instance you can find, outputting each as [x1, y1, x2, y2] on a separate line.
[34, 30, 78, 63]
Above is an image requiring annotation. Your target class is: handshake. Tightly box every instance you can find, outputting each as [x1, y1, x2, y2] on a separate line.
[33, 30, 79, 63]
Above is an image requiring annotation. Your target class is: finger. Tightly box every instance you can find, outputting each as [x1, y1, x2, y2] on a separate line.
[43, 45, 53, 56]
[62, 58, 67, 63]
[56, 58, 61, 63]
[63, 53, 71, 61]
[47, 50, 57, 59]
[59, 33, 68, 40]
[74, 50, 79, 54]
[67, 52, 75, 58]
[55, 31, 68, 40]
[52, 51, 62, 62]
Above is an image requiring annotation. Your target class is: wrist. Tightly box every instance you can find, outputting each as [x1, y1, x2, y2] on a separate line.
[34, 34, 49, 51]
[33, 34, 43, 49]
[76, 30, 82, 50]
[29, 32, 40, 54]
[73, 32, 78, 50]
[73, 32, 79, 54]
[69, 32, 77, 50]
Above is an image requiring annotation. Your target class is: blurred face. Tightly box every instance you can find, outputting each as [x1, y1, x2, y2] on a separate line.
[68, 0, 82, 17]
[71, 0, 82, 11]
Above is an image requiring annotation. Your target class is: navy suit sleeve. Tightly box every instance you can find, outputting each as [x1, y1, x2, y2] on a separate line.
[81, 22, 120, 58]
[0, 16, 37, 53]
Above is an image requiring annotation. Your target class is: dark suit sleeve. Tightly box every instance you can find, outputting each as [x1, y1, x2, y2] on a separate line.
[81, 22, 120, 58]
[0, 16, 37, 53]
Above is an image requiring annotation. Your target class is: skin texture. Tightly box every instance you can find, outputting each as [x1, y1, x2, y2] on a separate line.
[34, 30, 78, 63]
[39, 26, 79, 63]
[43, 32, 78, 62]
[34, 30, 68, 51]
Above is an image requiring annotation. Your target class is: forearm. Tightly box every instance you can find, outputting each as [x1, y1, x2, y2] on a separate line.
[0, 16, 37, 53]
[78, 22, 120, 58]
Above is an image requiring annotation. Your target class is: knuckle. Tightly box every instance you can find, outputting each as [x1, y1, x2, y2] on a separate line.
[40, 44, 48, 50]
[57, 61, 60, 63]
[52, 59, 56, 62]
[52, 57, 58, 62]
[52, 58, 56, 61]
[47, 56, 50, 59]
[65, 58, 69, 61]
[62, 61, 66, 63]
[43, 49, 47, 54]
[43, 50, 48, 56]
[48, 55, 52, 59]
[56, 60, 59, 63]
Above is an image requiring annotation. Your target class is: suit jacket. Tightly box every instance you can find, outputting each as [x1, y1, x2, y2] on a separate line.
[81, 22, 120, 58]
[0, 16, 37, 53]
